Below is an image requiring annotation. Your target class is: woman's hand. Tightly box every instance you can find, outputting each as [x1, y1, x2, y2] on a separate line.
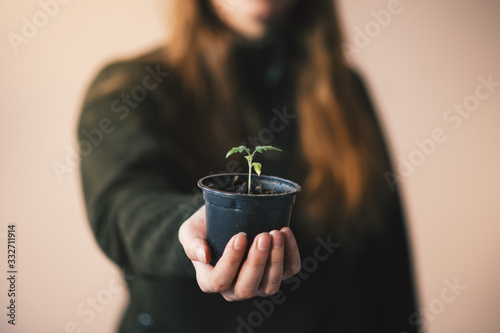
[178, 206, 301, 301]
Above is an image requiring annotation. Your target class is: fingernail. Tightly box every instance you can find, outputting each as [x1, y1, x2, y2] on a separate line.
[234, 232, 247, 251]
[270, 230, 282, 248]
[196, 247, 206, 264]
[281, 227, 291, 240]
[281, 227, 290, 234]
[257, 234, 271, 252]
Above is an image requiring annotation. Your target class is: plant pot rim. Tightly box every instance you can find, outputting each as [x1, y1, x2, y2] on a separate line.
[198, 173, 301, 199]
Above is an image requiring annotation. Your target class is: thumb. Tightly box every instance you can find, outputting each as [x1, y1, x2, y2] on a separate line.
[190, 237, 212, 265]
[178, 206, 211, 264]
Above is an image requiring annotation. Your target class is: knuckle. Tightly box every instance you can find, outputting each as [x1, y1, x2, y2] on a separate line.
[270, 256, 284, 266]
[234, 287, 255, 300]
[199, 284, 210, 294]
[209, 278, 230, 293]
[264, 283, 280, 296]
[224, 251, 242, 265]
[197, 280, 211, 294]
[246, 255, 267, 270]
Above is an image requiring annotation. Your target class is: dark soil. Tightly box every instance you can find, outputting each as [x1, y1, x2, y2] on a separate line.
[206, 175, 278, 195]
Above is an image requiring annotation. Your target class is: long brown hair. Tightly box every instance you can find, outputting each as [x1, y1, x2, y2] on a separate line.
[164, 0, 391, 232]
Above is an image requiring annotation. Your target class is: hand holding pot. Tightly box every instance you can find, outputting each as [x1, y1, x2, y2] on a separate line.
[178, 206, 301, 301]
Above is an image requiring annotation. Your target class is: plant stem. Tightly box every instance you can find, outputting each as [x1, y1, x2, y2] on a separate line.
[247, 151, 254, 194]
[248, 162, 251, 194]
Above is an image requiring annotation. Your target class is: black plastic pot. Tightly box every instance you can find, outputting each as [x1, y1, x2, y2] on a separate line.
[198, 173, 301, 264]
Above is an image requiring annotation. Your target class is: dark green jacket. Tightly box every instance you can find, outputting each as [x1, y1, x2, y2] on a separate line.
[78, 47, 419, 333]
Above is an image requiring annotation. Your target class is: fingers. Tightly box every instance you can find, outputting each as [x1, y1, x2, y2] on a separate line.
[196, 232, 247, 294]
[203, 229, 300, 301]
[257, 230, 284, 296]
[232, 233, 271, 300]
[179, 210, 302, 302]
[281, 227, 301, 279]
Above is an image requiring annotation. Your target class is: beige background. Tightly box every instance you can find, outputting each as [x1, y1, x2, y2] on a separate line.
[1, 0, 499, 332]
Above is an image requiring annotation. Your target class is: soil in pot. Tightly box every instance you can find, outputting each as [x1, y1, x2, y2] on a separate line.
[205, 175, 278, 195]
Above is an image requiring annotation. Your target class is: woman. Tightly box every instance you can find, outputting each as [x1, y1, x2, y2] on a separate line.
[79, 0, 419, 332]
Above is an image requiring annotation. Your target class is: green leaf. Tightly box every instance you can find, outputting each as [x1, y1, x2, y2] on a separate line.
[253, 162, 262, 176]
[226, 145, 248, 158]
[255, 145, 282, 153]
[225, 149, 238, 158]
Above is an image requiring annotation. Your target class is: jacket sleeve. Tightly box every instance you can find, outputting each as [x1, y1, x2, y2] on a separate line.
[78, 62, 201, 279]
